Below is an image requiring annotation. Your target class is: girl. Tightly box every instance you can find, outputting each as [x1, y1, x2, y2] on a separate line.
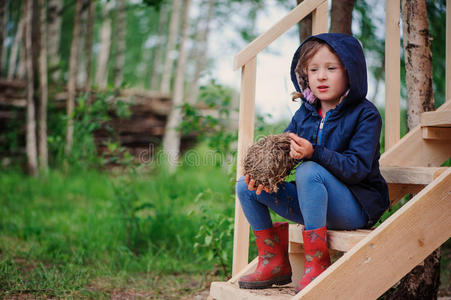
[236, 33, 389, 293]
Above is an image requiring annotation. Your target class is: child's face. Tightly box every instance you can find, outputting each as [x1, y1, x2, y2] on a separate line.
[306, 46, 348, 103]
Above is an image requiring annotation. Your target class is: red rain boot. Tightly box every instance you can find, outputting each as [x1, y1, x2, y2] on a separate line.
[295, 226, 331, 293]
[238, 222, 292, 289]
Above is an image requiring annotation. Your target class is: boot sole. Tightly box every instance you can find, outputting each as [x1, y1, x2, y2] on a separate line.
[238, 274, 292, 289]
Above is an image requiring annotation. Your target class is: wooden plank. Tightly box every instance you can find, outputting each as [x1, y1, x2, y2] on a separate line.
[232, 57, 257, 276]
[381, 166, 448, 185]
[385, 0, 401, 150]
[421, 111, 451, 127]
[289, 224, 370, 252]
[447, 0, 451, 101]
[292, 168, 451, 300]
[312, 0, 328, 35]
[233, 0, 326, 70]
[380, 100, 451, 167]
[388, 183, 424, 206]
[210, 282, 294, 300]
[422, 127, 451, 139]
[228, 257, 258, 284]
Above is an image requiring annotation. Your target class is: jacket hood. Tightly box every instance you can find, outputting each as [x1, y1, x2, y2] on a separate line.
[291, 33, 368, 107]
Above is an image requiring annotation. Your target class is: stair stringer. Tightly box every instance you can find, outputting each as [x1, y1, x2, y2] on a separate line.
[291, 167, 451, 300]
[380, 100, 451, 167]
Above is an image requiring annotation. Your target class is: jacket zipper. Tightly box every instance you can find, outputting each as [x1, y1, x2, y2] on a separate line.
[318, 112, 329, 145]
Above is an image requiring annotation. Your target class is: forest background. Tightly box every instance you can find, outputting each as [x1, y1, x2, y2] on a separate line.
[0, 0, 449, 299]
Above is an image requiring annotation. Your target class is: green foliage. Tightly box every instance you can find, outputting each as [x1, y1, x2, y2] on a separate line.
[180, 80, 238, 155]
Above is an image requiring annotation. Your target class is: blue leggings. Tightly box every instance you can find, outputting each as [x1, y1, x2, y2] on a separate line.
[236, 161, 368, 231]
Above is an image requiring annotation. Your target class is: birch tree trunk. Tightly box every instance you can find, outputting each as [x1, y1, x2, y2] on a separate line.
[186, 0, 214, 105]
[114, 0, 127, 88]
[382, 1, 440, 298]
[47, 0, 62, 81]
[160, 0, 181, 94]
[8, 8, 25, 80]
[330, 0, 354, 35]
[297, 0, 312, 42]
[162, 0, 191, 171]
[0, 0, 7, 75]
[95, 1, 113, 90]
[38, 0, 48, 170]
[149, 3, 169, 91]
[76, 0, 89, 89]
[65, 0, 82, 155]
[402, 0, 434, 130]
[84, 0, 96, 95]
[25, 0, 38, 175]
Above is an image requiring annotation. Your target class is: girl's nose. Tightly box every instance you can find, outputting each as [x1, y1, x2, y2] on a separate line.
[318, 68, 327, 79]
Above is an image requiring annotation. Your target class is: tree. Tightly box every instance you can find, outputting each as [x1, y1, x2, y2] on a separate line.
[330, 0, 354, 34]
[95, 1, 113, 90]
[7, 3, 25, 80]
[47, 0, 63, 82]
[296, 0, 311, 42]
[149, 2, 169, 90]
[84, 0, 96, 95]
[114, 0, 127, 88]
[24, 0, 38, 175]
[162, 0, 192, 171]
[0, 0, 6, 75]
[38, 0, 48, 170]
[65, 0, 82, 155]
[382, 0, 440, 298]
[186, 0, 215, 105]
[160, 0, 181, 94]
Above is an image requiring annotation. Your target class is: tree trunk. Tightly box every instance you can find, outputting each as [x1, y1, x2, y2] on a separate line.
[114, 0, 126, 88]
[47, 0, 62, 82]
[162, 0, 191, 171]
[38, 0, 48, 170]
[0, 0, 7, 75]
[297, 0, 312, 43]
[84, 0, 95, 95]
[8, 6, 25, 80]
[402, 0, 434, 130]
[186, 0, 214, 105]
[330, 0, 354, 35]
[76, 0, 89, 89]
[95, 1, 113, 90]
[381, 1, 440, 298]
[25, 0, 38, 175]
[160, 0, 181, 94]
[149, 2, 169, 91]
[65, 0, 82, 155]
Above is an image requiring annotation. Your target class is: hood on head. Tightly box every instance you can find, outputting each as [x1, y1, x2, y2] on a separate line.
[290, 33, 367, 106]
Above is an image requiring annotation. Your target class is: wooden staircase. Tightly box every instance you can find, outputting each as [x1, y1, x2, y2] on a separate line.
[209, 0, 451, 298]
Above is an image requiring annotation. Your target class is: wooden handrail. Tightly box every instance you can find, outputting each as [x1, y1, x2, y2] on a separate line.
[233, 0, 327, 71]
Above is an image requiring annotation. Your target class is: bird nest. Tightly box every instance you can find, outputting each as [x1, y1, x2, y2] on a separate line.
[243, 133, 298, 193]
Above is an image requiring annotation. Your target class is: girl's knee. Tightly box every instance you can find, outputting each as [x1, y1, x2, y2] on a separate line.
[295, 161, 323, 182]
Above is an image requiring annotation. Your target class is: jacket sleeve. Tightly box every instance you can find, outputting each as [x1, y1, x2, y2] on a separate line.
[310, 108, 382, 185]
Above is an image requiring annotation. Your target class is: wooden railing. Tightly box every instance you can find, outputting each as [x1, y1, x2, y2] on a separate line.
[385, 0, 451, 150]
[232, 0, 329, 276]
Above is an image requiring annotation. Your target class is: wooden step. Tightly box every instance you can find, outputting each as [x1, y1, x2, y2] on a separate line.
[380, 166, 448, 185]
[421, 110, 451, 127]
[422, 127, 451, 140]
[289, 224, 370, 252]
[210, 281, 295, 300]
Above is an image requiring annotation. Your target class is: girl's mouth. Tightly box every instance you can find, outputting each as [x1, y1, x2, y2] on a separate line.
[317, 85, 329, 92]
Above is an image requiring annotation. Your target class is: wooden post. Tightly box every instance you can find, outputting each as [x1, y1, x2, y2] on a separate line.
[312, 0, 329, 35]
[385, 0, 401, 150]
[447, 0, 450, 101]
[232, 57, 257, 276]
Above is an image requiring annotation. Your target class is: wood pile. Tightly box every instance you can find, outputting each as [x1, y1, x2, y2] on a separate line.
[0, 79, 199, 160]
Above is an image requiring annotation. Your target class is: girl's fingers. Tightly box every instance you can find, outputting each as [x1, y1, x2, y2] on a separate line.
[264, 187, 270, 193]
[289, 133, 303, 145]
[248, 179, 256, 191]
[245, 174, 250, 185]
[256, 184, 264, 195]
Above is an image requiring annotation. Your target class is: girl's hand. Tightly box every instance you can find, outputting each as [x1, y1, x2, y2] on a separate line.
[288, 133, 314, 159]
[245, 174, 270, 195]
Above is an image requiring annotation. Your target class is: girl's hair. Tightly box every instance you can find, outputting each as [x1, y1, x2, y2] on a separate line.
[292, 38, 345, 102]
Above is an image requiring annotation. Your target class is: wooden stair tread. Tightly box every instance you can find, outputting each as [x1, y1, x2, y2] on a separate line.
[421, 110, 451, 127]
[210, 281, 295, 300]
[380, 166, 448, 185]
[289, 224, 370, 252]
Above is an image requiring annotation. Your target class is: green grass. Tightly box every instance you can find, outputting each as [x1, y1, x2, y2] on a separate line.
[0, 153, 236, 298]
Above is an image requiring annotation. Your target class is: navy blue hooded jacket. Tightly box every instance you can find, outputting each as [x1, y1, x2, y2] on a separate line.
[284, 33, 389, 226]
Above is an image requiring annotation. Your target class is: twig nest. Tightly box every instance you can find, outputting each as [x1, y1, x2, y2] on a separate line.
[243, 133, 298, 193]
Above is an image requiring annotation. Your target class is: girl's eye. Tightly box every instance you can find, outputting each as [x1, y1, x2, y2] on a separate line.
[309, 68, 317, 72]
[328, 66, 336, 70]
